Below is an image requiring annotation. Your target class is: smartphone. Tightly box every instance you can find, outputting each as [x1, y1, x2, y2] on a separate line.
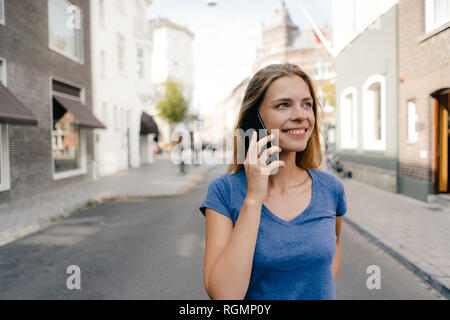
[239, 111, 280, 165]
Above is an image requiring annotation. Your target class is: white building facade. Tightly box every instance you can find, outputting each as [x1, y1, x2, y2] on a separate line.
[90, 0, 157, 177]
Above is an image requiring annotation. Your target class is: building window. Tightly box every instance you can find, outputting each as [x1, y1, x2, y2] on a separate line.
[102, 102, 108, 127]
[0, 58, 10, 191]
[99, 0, 105, 25]
[117, 34, 125, 74]
[48, 0, 84, 63]
[340, 87, 358, 149]
[115, 0, 125, 14]
[114, 106, 119, 131]
[52, 99, 81, 174]
[137, 47, 145, 79]
[100, 50, 106, 76]
[0, 0, 5, 25]
[313, 61, 331, 80]
[0, 124, 10, 192]
[121, 108, 125, 131]
[370, 82, 382, 141]
[425, 0, 450, 32]
[51, 80, 86, 178]
[407, 100, 418, 143]
[362, 75, 386, 151]
[0, 58, 6, 85]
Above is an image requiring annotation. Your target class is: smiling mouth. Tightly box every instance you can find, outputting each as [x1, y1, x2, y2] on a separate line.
[283, 128, 307, 134]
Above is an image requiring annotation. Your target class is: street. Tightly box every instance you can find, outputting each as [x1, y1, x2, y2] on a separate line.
[0, 166, 445, 300]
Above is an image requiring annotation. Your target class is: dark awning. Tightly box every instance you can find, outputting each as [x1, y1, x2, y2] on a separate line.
[0, 82, 38, 126]
[140, 112, 159, 136]
[53, 95, 106, 129]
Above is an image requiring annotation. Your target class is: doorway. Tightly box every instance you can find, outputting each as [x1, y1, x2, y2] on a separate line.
[434, 89, 450, 193]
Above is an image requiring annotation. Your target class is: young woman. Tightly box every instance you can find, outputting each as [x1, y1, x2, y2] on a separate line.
[199, 63, 347, 300]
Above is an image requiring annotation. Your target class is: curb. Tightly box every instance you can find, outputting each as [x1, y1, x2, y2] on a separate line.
[0, 165, 217, 248]
[344, 215, 450, 300]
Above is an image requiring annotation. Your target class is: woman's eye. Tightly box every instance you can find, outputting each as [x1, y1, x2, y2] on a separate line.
[277, 103, 288, 108]
[304, 102, 313, 108]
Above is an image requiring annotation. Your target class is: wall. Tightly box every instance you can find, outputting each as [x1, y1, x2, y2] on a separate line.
[335, 5, 399, 193]
[0, 0, 93, 203]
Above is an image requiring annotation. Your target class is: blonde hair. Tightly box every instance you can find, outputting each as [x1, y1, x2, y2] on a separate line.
[226, 63, 323, 174]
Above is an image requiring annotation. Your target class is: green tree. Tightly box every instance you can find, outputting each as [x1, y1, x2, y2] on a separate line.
[323, 82, 335, 107]
[156, 77, 188, 124]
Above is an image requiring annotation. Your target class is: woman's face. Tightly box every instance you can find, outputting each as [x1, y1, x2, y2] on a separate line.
[259, 75, 315, 152]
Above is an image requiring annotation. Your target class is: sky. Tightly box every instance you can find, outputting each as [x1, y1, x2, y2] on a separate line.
[148, 0, 332, 116]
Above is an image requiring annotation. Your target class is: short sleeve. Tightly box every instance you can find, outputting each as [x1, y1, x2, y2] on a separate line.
[334, 177, 347, 216]
[199, 176, 233, 221]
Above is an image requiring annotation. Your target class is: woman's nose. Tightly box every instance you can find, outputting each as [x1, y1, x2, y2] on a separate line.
[289, 103, 308, 118]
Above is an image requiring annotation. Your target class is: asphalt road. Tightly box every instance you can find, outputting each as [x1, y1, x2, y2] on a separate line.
[0, 167, 445, 300]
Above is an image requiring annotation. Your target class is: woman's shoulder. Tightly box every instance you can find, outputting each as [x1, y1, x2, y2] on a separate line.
[210, 169, 246, 185]
[310, 168, 344, 193]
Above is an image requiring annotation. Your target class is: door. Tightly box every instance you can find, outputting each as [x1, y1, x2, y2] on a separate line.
[435, 91, 450, 193]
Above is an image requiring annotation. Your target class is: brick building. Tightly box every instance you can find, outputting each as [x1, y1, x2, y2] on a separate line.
[398, 0, 450, 201]
[0, 0, 104, 203]
[333, 0, 449, 202]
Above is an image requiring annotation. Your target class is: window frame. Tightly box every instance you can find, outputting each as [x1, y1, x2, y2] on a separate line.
[115, 0, 125, 15]
[0, 123, 10, 193]
[0, 57, 6, 86]
[50, 78, 87, 180]
[100, 49, 107, 77]
[362, 74, 386, 151]
[407, 100, 419, 144]
[136, 46, 145, 80]
[340, 86, 358, 150]
[47, 0, 85, 64]
[0, 0, 5, 25]
[99, 0, 105, 27]
[425, 0, 450, 33]
[117, 33, 126, 75]
[0, 57, 10, 192]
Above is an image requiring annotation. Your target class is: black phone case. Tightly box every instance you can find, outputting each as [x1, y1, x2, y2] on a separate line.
[239, 112, 280, 165]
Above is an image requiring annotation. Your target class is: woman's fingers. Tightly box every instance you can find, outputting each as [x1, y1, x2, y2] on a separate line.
[260, 145, 281, 164]
[246, 131, 258, 165]
[260, 160, 286, 176]
[246, 131, 280, 167]
[256, 133, 275, 155]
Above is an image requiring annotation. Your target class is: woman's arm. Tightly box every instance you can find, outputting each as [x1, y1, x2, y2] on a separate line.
[332, 216, 343, 282]
[204, 196, 263, 300]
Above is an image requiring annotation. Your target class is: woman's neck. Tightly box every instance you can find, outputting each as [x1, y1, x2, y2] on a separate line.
[268, 151, 307, 195]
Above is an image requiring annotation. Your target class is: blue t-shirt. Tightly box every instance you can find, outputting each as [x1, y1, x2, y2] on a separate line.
[199, 168, 347, 300]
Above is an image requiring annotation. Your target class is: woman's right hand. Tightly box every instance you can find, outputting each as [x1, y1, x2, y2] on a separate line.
[244, 131, 286, 204]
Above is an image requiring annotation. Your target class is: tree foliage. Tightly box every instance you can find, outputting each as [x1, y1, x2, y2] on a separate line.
[323, 82, 335, 107]
[156, 77, 188, 123]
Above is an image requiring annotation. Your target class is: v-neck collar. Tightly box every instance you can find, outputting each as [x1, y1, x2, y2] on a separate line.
[246, 168, 315, 227]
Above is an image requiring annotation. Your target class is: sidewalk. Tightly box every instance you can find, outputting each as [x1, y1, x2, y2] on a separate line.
[0, 156, 217, 247]
[321, 165, 450, 299]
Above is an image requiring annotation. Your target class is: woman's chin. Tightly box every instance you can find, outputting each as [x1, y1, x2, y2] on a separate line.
[280, 141, 308, 153]
[280, 147, 307, 154]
